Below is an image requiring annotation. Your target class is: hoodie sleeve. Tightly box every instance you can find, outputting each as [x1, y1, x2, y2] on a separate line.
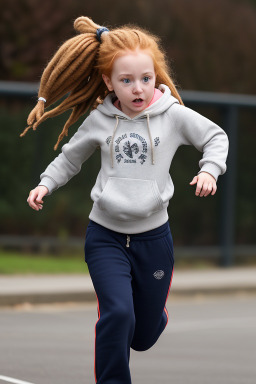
[38, 112, 98, 195]
[169, 104, 229, 182]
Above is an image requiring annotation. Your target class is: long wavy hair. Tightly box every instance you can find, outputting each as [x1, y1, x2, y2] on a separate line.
[20, 16, 184, 150]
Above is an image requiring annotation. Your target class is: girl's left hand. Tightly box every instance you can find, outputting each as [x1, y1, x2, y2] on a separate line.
[189, 172, 217, 197]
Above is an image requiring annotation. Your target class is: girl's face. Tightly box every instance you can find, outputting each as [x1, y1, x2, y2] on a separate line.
[102, 49, 156, 118]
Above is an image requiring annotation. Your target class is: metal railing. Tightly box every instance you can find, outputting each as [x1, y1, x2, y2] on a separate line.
[182, 90, 256, 266]
[1, 81, 256, 266]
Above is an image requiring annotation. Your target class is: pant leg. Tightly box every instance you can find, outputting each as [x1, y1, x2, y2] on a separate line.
[84, 222, 135, 384]
[129, 222, 175, 351]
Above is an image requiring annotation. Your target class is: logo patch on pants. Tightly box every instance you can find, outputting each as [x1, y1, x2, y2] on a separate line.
[153, 270, 165, 279]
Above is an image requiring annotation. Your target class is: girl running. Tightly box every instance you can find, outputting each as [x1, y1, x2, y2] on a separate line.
[24, 16, 229, 384]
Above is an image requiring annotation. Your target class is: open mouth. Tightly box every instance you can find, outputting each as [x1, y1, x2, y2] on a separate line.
[133, 98, 143, 104]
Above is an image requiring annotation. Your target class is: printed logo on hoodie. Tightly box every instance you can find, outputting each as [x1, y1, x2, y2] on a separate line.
[106, 133, 160, 165]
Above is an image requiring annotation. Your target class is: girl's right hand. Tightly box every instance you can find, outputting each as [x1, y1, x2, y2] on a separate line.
[27, 186, 49, 211]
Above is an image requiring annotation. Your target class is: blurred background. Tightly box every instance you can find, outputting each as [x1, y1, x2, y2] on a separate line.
[1, 2, 256, 384]
[0, 0, 256, 273]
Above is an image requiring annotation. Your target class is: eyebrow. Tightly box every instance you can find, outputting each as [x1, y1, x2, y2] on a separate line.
[118, 72, 154, 76]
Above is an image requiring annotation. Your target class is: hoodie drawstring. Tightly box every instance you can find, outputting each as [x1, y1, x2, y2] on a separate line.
[146, 113, 155, 165]
[110, 115, 119, 168]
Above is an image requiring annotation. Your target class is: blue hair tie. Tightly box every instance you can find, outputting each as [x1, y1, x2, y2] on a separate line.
[96, 27, 109, 43]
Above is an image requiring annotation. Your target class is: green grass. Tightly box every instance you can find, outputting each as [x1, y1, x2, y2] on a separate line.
[0, 250, 219, 275]
[1, 250, 254, 275]
[0, 250, 89, 274]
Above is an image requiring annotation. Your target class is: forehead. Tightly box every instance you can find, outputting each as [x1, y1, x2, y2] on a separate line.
[112, 50, 154, 74]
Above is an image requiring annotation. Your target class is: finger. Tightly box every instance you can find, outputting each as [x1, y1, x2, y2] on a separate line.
[211, 184, 217, 195]
[35, 189, 44, 204]
[27, 191, 34, 207]
[36, 195, 43, 204]
[201, 181, 213, 197]
[203, 183, 212, 197]
[189, 176, 198, 185]
[195, 181, 203, 196]
[29, 201, 40, 210]
[199, 181, 208, 197]
[28, 190, 40, 210]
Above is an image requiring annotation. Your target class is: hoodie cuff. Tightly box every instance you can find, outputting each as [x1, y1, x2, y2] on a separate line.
[197, 163, 222, 182]
[38, 177, 58, 196]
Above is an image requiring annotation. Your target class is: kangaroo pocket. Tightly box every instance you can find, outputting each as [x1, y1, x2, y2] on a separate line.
[97, 177, 164, 221]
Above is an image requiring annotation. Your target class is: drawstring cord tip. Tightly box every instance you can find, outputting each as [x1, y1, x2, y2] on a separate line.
[126, 235, 130, 248]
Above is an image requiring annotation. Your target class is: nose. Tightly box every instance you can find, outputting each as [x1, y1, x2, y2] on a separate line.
[133, 80, 143, 94]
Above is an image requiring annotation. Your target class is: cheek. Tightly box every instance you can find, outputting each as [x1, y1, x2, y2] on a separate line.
[148, 84, 156, 96]
[116, 87, 130, 101]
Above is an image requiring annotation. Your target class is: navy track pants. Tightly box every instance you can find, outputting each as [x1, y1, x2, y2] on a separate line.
[84, 219, 175, 384]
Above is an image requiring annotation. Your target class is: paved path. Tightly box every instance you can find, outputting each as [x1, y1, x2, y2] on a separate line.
[1, 267, 256, 306]
[0, 295, 256, 384]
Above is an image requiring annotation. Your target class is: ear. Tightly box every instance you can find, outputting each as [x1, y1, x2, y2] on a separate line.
[102, 74, 114, 91]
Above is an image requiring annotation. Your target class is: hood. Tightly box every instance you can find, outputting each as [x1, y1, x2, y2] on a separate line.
[96, 84, 180, 167]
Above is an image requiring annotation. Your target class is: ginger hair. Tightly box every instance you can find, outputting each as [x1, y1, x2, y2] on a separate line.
[20, 16, 184, 151]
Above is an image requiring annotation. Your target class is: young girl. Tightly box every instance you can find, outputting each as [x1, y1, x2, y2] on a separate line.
[23, 16, 229, 384]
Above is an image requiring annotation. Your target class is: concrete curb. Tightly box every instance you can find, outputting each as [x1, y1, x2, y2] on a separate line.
[0, 292, 96, 307]
[1, 267, 256, 307]
[1, 287, 256, 307]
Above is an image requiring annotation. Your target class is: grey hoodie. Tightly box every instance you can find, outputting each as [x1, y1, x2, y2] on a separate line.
[38, 84, 229, 234]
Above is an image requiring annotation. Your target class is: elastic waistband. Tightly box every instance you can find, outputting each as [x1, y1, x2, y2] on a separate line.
[87, 219, 171, 241]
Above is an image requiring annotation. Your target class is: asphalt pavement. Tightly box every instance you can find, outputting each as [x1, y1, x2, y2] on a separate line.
[1, 295, 256, 384]
[1, 266, 256, 306]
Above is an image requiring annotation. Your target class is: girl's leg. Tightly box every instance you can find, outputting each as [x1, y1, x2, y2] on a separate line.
[128, 221, 175, 351]
[84, 221, 135, 384]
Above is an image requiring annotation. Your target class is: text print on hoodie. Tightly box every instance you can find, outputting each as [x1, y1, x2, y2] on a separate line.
[39, 84, 229, 234]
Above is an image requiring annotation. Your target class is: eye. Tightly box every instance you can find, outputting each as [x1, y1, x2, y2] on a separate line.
[121, 78, 130, 84]
[143, 76, 150, 83]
